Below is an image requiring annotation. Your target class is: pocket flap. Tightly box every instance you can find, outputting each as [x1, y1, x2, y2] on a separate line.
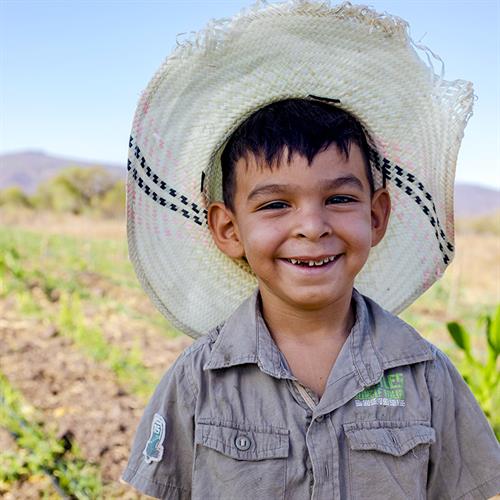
[196, 419, 289, 461]
[344, 423, 436, 457]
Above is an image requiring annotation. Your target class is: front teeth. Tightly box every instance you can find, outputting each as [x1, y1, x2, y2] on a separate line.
[288, 256, 336, 266]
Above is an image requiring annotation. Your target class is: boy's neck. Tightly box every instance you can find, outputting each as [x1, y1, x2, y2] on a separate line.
[259, 288, 355, 345]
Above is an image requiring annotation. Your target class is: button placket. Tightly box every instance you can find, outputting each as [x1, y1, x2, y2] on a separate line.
[307, 415, 337, 499]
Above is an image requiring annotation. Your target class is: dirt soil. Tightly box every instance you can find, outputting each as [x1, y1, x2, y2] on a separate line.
[76, 269, 193, 382]
[0, 297, 191, 498]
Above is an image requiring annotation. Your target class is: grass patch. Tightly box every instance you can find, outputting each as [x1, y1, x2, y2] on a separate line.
[0, 374, 103, 499]
[0, 225, 134, 291]
[0, 226, 161, 400]
[0, 224, 179, 337]
[57, 292, 157, 398]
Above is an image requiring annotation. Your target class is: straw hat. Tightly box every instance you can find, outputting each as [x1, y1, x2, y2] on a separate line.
[127, 0, 473, 338]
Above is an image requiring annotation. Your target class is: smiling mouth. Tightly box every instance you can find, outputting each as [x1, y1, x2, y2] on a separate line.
[284, 255, 340, 267]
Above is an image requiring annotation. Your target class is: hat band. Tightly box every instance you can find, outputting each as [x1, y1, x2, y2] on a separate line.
[128, 136, 208, 226]
[370, 149, 453, 264]
[128, 136, 452, 264]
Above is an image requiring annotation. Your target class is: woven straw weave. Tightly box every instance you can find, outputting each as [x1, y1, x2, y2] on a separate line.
[127, 0, 473, 338]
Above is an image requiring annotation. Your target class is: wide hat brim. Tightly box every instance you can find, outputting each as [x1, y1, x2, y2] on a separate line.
[127, 0, 473, 338]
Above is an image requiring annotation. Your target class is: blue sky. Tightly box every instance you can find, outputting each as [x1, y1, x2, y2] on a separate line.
[1, 0, 498, 189]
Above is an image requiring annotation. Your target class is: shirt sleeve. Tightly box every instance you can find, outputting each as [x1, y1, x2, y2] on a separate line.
[121, 351, 198, 500]
[426, 348, 500, 500]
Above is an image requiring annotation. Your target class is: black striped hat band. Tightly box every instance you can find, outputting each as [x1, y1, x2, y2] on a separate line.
[128, 136, 453, 264]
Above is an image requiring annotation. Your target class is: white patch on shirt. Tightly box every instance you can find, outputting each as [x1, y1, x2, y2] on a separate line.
[143, 413, 166, 464]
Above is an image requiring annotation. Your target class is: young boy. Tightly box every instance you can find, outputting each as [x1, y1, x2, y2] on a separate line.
[122, 2, 500, 499]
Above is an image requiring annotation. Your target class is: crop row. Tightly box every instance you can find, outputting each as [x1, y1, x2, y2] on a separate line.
[1, 232, 159, 399]
[0, 374, 103, 498]
[0, 225, 165, 495]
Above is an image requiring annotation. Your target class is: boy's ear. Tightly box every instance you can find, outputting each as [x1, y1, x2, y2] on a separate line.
[370, 188, 391, 247]
[207, 202, 245, 258]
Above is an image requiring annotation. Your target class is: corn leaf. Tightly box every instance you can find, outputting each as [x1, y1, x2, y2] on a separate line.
[486, 306, 500, 355]
[447, 321, 472, 355]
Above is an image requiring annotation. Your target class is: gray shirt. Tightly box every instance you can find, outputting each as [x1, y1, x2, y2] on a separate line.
[122, 290, 500, 499]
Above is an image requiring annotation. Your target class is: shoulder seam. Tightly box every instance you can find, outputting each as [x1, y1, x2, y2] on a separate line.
[181, 336, 210, 358]
[182, 341, 206, 400]
[178, 331, 220, 400]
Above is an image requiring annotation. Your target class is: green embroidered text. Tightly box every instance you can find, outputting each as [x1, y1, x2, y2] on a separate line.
[355, 373, 405, 407]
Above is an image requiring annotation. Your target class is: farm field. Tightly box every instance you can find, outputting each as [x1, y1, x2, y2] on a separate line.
[1, 209, 499, 498]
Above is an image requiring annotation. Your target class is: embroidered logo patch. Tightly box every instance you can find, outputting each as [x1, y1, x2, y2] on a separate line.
[355, 372, 405, 407]
[143, 413, 166, 464]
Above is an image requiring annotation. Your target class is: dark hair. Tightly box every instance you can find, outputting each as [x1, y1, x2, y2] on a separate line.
[220, 98, 374, 210]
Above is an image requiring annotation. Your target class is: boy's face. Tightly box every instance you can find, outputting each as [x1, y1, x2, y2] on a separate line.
[209, 144, 390, 313]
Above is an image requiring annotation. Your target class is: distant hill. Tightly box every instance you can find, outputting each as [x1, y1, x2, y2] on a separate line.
[454, 183, 500, 218]
[0, 151, 125, 194]
[0, 151, 498, 218]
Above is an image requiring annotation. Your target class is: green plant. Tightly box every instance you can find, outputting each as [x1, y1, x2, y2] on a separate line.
[0, 186, 32, 208]
[0, 374, 103, 497]
[58, 292, 155, 398]
[32, 166, 118, 214]
[97, 179, 126, 217]
[447, 306, 500, 438]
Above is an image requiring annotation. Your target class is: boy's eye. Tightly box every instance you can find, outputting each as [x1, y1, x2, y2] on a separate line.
[259, 201, 289, 210]
[327, 195, 355, 204]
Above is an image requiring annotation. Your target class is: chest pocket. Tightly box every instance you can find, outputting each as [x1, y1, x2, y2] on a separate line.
[192, 419, 289, 500]
[344, 422, 435, 500]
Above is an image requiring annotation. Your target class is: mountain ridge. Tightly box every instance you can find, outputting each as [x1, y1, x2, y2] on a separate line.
[0, 151, 124, 194]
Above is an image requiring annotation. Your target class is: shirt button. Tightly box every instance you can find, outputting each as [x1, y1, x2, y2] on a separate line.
[235, 435, 252, 451]
[316, 415, 324, 422]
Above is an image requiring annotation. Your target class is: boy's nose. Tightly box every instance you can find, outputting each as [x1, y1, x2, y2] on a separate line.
[294, 208, 332, 241]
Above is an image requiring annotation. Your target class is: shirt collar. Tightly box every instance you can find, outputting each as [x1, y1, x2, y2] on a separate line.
[203, 289, 294, 379]
[345, 290, 434, 387]
[203, 288, 434, 390]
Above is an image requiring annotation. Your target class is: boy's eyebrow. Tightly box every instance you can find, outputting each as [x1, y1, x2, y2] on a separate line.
[323, 176, 365, 192]
[247, 175, 365, 201]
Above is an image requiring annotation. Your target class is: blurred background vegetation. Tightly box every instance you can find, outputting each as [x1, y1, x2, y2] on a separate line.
[0, 166, 498, 498]
[0, 166, 125, 218]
